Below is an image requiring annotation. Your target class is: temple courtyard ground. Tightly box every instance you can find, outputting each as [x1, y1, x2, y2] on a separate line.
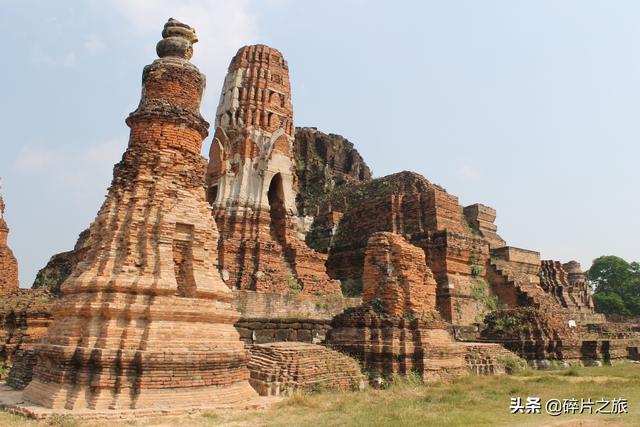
[0, 363, 638, 426]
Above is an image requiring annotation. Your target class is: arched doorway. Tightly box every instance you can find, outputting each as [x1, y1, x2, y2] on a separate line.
[267, 173, 286, 241]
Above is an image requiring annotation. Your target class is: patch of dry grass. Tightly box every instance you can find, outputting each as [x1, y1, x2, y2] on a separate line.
[1, 363, 639, 426]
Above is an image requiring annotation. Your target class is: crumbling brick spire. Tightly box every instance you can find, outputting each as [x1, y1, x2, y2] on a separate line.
[23, 19, 257, 411]
[204, 45, 341, 295]
[0, 179, 19, 294]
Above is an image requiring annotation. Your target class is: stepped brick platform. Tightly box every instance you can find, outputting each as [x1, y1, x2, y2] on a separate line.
[206, 44, 340, 296]
[0, 384, 276, 421]
[247, 342, 364, 396]
[21, 19, 257, 412]
[0, 189, 19, 295]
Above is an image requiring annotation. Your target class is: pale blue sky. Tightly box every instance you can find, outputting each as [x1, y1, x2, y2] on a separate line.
[2, 1, 639, 287]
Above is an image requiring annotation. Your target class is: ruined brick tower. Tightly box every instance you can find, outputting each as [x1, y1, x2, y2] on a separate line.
[23, 19, 257, 410]
[206, 45, 341, 295]
[0, 180, 19, 294]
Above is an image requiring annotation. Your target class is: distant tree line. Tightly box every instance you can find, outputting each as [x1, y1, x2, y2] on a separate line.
[588, 255, 640, 316]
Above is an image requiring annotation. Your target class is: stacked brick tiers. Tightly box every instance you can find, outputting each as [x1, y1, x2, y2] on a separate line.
[247, 342, 364, 396]
[22, 20, 257, 410]
[0, 190, 19, 294]
[207, 45, 340, 295]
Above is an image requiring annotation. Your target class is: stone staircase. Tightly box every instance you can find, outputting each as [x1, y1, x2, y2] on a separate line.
[488, 258, 559, 312]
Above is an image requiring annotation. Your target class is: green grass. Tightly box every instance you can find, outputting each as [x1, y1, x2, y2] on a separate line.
[1, 363, 639, 426]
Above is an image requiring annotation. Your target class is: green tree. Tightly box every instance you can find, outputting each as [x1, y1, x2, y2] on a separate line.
[588, 255, 640, 316]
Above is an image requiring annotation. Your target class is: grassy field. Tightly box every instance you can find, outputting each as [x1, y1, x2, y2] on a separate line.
[1, 363, 638, 427]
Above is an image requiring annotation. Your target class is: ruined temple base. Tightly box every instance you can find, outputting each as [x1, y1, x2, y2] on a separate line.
[0, 383, 278, 421]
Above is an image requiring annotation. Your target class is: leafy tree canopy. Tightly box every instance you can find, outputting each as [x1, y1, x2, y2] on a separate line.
[588, 255, 640, 316]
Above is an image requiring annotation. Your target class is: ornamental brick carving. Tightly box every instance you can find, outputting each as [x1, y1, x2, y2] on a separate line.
[206, 45, 340, 296]
[22, 19, 257, 410]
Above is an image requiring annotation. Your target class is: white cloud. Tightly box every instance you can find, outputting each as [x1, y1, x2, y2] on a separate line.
[456, 160, 483, 180]
[13, 139, 125, 192]
[84, 34, 106, 54]
[111, 0, 258, 86]
[28, 47, 79, 68]
[62, 52, 78, 67]
[13, 146, 57, 173]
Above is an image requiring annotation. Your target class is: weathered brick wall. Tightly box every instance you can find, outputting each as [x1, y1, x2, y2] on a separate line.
[215, 209, 341, 295]
[362, 232, 437, 318]
[233, 290, 360, 319]
[328, 306, 468, 382]
[232, 290, 360, 345]
[0, 290, 54, 389]
[0, 194, 19, 295]
[461, 342, 526, 375]
[247, 342, 364, 396]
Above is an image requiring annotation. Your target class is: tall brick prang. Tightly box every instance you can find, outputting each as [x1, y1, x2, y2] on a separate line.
[206, 45, 341, 295]
[0, 181, 19, 295]
[23, 19, 257, 411]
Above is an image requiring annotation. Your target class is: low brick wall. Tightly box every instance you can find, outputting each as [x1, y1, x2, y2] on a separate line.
[232, 290, 361, 345]
[236, 318, 332, 345]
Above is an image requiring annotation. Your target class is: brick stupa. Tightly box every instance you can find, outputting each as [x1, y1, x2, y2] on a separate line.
[206, 45, 341, 295]
[0, 181, 19, 295]
[23, 19, 257, 410]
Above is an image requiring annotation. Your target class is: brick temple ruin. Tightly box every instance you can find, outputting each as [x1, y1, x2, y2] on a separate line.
[1, 17, 640, 419]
